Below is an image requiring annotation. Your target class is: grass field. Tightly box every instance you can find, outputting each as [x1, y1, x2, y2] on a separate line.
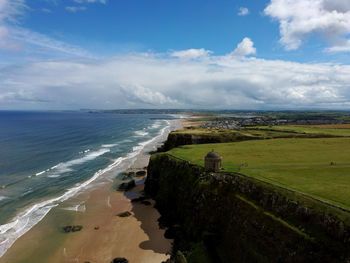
[252, 124, 350, 137]
[168, 137, 350, 209]
[172, 126, 340, 140]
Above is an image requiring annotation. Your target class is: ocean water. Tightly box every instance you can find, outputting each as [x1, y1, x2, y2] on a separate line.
[0, 111, 173, 257]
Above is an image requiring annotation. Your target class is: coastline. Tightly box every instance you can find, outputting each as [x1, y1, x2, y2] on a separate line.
[0, 118, 183, 263]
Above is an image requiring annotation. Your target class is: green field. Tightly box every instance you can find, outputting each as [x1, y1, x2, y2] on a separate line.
[168, 137, 350, 209]
[172, 126, 342, 141]
[252, 124, 350, 137]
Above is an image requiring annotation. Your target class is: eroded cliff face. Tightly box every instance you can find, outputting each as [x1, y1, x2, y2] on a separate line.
[145, 154, 350, 263]
[159, 132, 257, 152]
[159, 130, 336, 152]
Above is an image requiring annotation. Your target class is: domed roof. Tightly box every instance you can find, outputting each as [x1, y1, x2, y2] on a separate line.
[205, 151, 221, 159]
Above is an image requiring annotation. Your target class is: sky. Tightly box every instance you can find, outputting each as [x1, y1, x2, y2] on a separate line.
[0, 0, 350, 110]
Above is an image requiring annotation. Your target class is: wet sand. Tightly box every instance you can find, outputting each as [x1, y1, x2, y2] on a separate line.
[0, 120, 183, 263]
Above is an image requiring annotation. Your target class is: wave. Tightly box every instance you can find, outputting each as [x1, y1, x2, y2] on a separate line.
[101, 144, 118, 148]
[0, 196, 8, 202]
[46, 148, 110, 177]
[32, 148, 106, 178]
[35, 170, 46, 176]
[20, 189, 33, 197]
[149, 121, 162, 129]
[0, 119, 173, 258]
[134, 130, 149, 137]
[47, 174, 61, 178]
[0, 154, 123, 258]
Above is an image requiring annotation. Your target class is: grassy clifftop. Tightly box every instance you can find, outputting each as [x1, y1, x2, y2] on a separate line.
[251, 124, 350, 137]
[148, 123, 350, 262]
[168, 137, 350, 211]
[161, 125, 347, 152]
[146, 153, 350, 262]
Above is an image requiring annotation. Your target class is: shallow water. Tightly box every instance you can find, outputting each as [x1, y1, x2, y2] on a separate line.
[0, 111, 173, 257]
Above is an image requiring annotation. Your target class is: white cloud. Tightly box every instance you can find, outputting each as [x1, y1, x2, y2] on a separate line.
[0, 0, 25, 23]
[323, 0, 350, 12]
[0, 0, 25, 48]
[1, 52, 350, 110]
[325, 40, 350, 53]
[41, 8, 52, 13]
[10, 27, 92, 57]
[231, 37, 256, 57]
[65, 6, 87, 13]
[0, 0, 91, 56]
[0, 25, 8, 38]
[170, 48, 212, 59]
[121, 84, 178, 106]
[265, 0, 350, 52]
[73, 0, 107, 4]
[238, 7, 249, 16]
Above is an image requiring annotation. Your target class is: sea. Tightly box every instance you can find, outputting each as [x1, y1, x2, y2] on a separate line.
[0, 110, 176, 257]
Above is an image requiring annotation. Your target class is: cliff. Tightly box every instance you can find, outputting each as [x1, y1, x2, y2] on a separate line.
[159, 131, 259, 151]
[145, 154, 350, 263]
[159, 128, 339, 152]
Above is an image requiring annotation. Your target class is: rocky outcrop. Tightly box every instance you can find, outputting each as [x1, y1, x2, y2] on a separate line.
[117, 211, 132, 217]
[111, 258, 128, 263]
[118, 179, 136, 191]
[62, 225, 83, 233]
[146, 154, 350, 263]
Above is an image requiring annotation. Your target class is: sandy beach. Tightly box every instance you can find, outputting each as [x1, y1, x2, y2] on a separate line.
[0, 119, 182, 263]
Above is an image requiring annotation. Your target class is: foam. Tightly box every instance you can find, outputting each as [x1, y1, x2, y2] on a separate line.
[47, 148, 110, 177]
[0, 196, 8, 202]
[102, 144, 118, 148]
[20, 189, 33, 197]
[0, 119, 173, 258]
[47, 174, 61, 178]
[150, 121, 162, 129]
[134, 130, 149, 137]
[0, 154, 127, 257]
[35, 170, 46, 176]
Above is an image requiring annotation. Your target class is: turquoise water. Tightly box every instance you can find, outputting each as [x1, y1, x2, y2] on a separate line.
[0, 111, 172, 256]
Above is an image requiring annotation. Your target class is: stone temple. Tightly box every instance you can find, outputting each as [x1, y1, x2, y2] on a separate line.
[204, 150, 222, 172]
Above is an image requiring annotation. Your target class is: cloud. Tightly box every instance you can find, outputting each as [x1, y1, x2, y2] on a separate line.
[0, 25, 8, 39]
[170, 48, 212, 59]
[69, 0, 108, 11]
[0, 0, 25, 23]
[73, 0, 107, 4]
[238, 7, 249, 16]
[231, 37, 256, 57]
[0, 90, 51, 103]
[0, 0, 91, 57]
[10, 27, 92, 57]
[325, 40, 350, 53]
[265, 0, 350, 52]
[41, 8, 52, 13]
[65, 6, 87, 13]
[120, 84, 178, 106]
[0, 0, 25, 48]
[1, 52, 350, 110]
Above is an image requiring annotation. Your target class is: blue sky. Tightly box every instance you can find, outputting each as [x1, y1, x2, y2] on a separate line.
[5, 0, 349, 62]
[0, 0, 350, 110]
[26, 1, 272, 56]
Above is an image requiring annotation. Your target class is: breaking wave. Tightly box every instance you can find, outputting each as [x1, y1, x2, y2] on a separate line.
[0, 119, 172, 258]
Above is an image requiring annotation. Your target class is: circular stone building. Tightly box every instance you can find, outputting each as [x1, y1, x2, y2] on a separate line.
[204, 150, 222, 172]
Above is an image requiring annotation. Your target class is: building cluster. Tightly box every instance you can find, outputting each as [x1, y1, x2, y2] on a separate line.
[201, 117, 347, 130]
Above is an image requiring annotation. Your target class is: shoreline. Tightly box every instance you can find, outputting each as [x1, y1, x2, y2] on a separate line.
[0, 118, 183, 263]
